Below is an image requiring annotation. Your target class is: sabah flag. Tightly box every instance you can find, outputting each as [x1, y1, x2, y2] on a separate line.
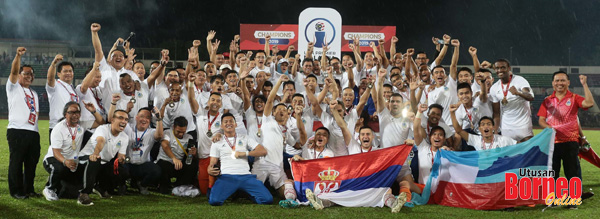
[412, 128, 556, 210]
[291, 145, 412, 206]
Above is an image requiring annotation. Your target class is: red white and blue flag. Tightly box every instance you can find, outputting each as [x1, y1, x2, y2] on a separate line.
[412, 128, 556, 210]
[291, 145, 412, 204]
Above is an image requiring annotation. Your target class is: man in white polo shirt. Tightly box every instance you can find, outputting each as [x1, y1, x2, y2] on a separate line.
[208, 113, 272, 206]
[47, 55, 78, 139]
[156, 117, 198, 194]
[490, 59, 534, 142]
[42, 101, 105, 201]
[78, 109, 130, 205]
[6, 47, 40, 199]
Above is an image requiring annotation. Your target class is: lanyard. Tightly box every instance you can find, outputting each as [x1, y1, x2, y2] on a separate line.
[225, 135, 237, 151]
[57, 80, 79, 102]
[23, 87, 36, 112]
[501, 75, 513, 99]
[208, 111, 219, 130]
[173, 130, 188, 156]
[482, 135, 495, 150]
[134, 128, 148, 149]
[90, 87, 104, 111]
[345, 105, 353, 116]
[66, 123, 78, 141]
[464, 106, 474, 129]
[313, 148, 324, 159]
[195, 84, 203, 93]
[429, 146, 436, 171]
[256, 115, 262, 129]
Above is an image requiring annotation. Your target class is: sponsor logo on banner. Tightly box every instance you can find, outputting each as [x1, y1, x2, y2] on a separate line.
[298, 8, 342, 58]
[344, 32, 386, 46]
[314, 167, 341, 195]
[254, 30, 295, 45]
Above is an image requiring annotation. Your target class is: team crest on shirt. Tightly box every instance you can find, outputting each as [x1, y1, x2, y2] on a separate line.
[238, 140, 243, 147]
[117, 141, 122, 148]
[215, 121, 221, 129]
[314, 167, 341, 195]
[181, 99, 185, 103]
[473, 107, 478, 112]
[566, 99, 572, 106]
[77, 127, 82, 133]
[444, 86, 449, 91]
[137, 92, 143, 98]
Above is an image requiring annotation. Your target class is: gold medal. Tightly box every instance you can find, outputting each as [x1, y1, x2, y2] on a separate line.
[207, 130, 213, 137]
[257, 129, 262, 138]
[72, 140, 76, 150]
[501, 97, 508, 105]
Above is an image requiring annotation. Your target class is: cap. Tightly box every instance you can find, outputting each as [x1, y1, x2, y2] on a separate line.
[278, 59, 289, 65]
[219, 64, 232, 70]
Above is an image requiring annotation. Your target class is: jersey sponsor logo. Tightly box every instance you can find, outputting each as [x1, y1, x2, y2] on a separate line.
[566, 99, 572, 106]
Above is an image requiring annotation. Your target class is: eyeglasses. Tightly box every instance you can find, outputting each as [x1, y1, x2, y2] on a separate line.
[67, 111, 81, 115]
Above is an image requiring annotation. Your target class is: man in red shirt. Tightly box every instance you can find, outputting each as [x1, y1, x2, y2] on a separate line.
[538, 71, 595, 185]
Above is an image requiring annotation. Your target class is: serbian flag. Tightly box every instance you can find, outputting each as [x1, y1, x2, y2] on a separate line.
[412, 128, 556, 210]
[291, 145, 412, 206]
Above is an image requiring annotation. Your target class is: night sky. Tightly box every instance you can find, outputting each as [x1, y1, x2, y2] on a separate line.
[0, 0, 598, 66]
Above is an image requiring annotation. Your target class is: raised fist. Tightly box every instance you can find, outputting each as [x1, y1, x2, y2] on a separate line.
[391, 36, 398, 43]
[16, 47, 26, 56]
[468, 46, 477, 56]
[90, 23, 101, 32]
[193, 40, 201, 47]
[53, 54, 63, 65]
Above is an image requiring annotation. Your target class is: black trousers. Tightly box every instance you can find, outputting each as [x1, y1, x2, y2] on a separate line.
[79, 156, 129, 194]
[126, 162, 162, 187]
[43, 157, 83, 191]
[552, 141, 582, 181]
[157, 159, 198, 189]
[7, 129, 40, 196]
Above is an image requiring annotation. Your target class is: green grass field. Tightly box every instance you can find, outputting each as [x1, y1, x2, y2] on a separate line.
[0, 120, 598, 218]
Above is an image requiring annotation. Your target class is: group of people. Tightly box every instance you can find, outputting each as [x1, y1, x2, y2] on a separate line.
[5, 23, 595, 211]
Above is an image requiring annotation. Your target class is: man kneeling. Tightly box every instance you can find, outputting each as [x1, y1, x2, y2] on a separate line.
[208, 113, 272, 206]
[156, 116, 198, 194]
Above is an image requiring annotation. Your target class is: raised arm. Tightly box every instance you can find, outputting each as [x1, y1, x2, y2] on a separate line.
[469, 46, 480, 72]
[449, 104, 469, 141]
[291, 54, 301, 78]
[405, 49, 417, 79]
[285, 45, 294, 60]
[9, 47, 26, 84]
[47, 54, 63, 87]
[82, 101, 105, 129]
[239, 58, 252, 111]
[264, 35, 271, 58]
[153, 107, 164, 140]
[206, 30, 216, 59]
[81, 61, 99, 92]
[449, 39, 460, 80]
[579, 75, 595, 108]
[107, 94, 119, 123]
[478, 78, 489, 103]
[390, 36, 398, 59]
[356, 76, 374, 114]
[346, 60, 356, 89]
[154, 50, 169, 86]
[187, 73, 200, 114]
[409, 77, 422, 113]
[294, 105, 308, 146]
[413, 104, 428, 146]
[90, 23, 103, 63]
[264, 75, 287, 117]
[148, 50, 169, 89]
[376, 68, 387, 113]
[378, 39, 389, 69]
[352, 37, 363, 71]
[320, 41, 329, 72]
[306, 41, 314, 60]
[329, 100, 352, 146]
[432, 34, 451, 66]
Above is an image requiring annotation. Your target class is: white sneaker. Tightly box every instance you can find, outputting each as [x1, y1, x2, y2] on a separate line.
[43, 187, 59, 201]
[391, 192, 408, 213]
[305, 189, 323, 210]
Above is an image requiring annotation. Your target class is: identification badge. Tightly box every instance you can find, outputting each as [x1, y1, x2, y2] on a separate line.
[28, 113, 36, 125]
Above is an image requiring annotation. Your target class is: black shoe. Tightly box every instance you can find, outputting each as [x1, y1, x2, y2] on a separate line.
[582, 191, 594, 200]
[27, 192, 42, 198]
[118, 185, 127, 196]
[11, 194, 29, 199]
[77, 193, 94, 206]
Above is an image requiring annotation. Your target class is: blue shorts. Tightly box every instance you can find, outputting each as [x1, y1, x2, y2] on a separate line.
[209, 174, 273, 206]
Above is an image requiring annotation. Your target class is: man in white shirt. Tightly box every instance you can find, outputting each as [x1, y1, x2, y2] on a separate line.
[75, 62, 105, 146]
[47, 55, 78, 139]
[207, 113, 272, 206]
[78, 110, 130, 205]
[156, 117, 198, 194]
[42, 101, 104, 201]
[123, 107, 164, 195]
[490, 59, 534, 142]
[111, 73, 149, 127]
[6, 47, 40, 199]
